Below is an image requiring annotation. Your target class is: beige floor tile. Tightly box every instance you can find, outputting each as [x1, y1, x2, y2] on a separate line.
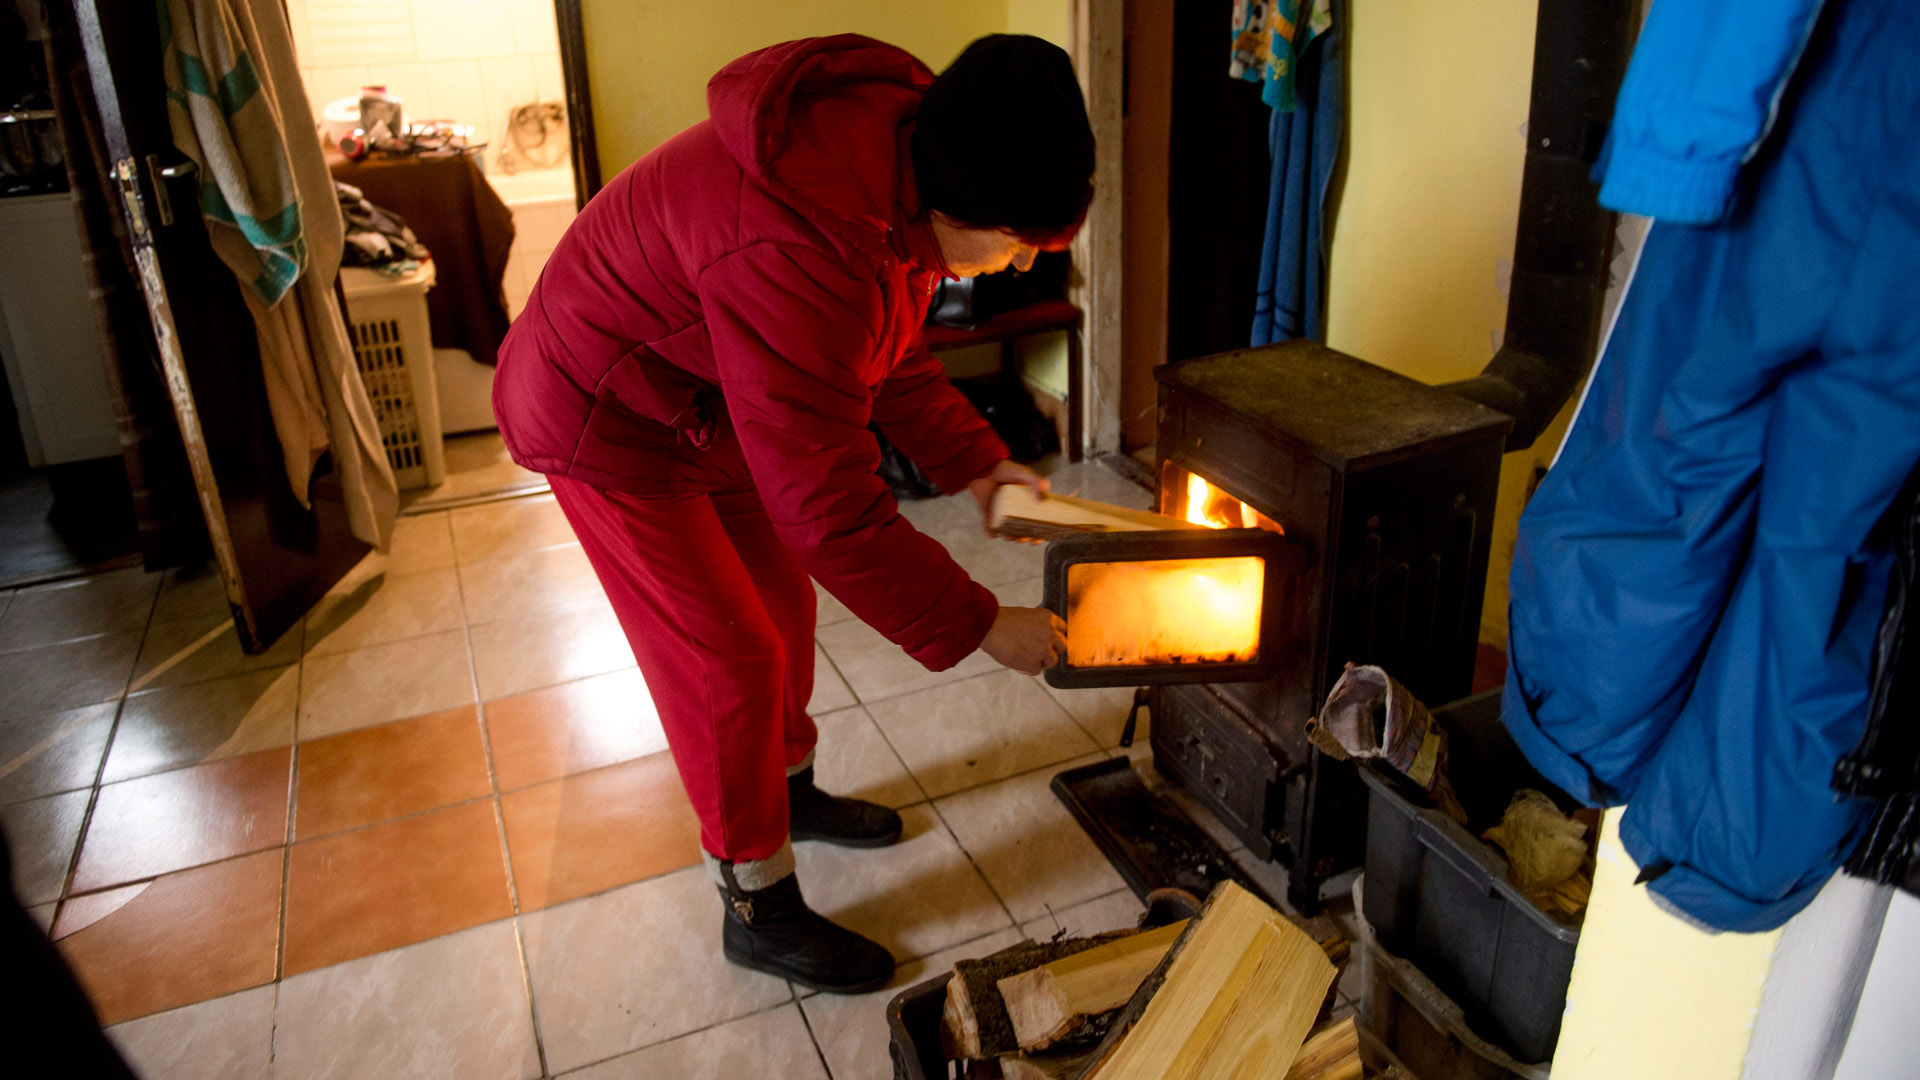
[0, 631, 142, 720]
[558, 1003, 826, 1080]
[1054, 461, 1155, 509]
[931, 526, 1048, 588]
[897, 491, 979, 535]
[28, 902, 54, 931]
[814, 617, 997, 706]
[105, 982, 274, 1080]
[934, 756, 1129, 924]
[273, 920, 542, 1080]
[811, 706, 924, 810]
[812, 578, 854, 626]
[450, 494, 576, 565]
[797, 928, 1025, 1080]
[809, 645, 855, 713]
[1043, 682, 1147, 748]
[0, 568, 161, 653]
[520, 866, 792, 1074]
[72, 749, 291, 893]
[303, 568, 466, 657]
[459, 544, 604, 626]
[864, 670, 1099, 799]
[403, 432, 546, 511]
[106, 667, 298, 783]
[130, 613, 300, 693]
[0, 788, 89, 904]
[1017, 888, 1147, 941]
[0, 702, 117, 804]
[297, 630, 475, 740]
[987, 575, 1046, 609]
[469, 601, 633, 702]
[794, 804, 1013, 962]
[328, 513, 459, 595]
[150, 564, 231, 626]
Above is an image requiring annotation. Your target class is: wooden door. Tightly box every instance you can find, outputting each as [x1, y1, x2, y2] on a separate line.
[65, 0, 368, 651]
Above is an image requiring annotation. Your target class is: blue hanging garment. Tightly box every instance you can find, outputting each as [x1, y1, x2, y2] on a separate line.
[1503, 0, 1920, 931]
[1241, 0, 1344, 346]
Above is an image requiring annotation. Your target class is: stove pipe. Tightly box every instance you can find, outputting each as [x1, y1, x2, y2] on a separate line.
[1440, 0, 1637, 451]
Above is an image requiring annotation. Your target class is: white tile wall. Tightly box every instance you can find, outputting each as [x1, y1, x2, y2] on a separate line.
[292, 0, 565, 150]
[500, 195, 575, 321]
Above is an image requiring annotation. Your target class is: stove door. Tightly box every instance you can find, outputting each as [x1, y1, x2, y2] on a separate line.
[1041, 529, 1302, 688]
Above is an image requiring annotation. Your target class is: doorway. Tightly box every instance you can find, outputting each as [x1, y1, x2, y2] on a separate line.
[0, 1, 141, 587]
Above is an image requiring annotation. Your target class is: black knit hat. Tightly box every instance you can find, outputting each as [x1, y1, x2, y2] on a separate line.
[912, 35, 1095, 243]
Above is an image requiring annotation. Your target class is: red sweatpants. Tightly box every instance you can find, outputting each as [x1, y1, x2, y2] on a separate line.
[548, 472, 817, 863]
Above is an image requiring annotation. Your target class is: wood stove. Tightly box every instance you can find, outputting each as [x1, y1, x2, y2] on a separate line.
[1057, 340, 1511, 912]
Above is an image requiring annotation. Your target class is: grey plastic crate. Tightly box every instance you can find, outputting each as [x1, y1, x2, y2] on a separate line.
[1359, 689, 1581, 1065]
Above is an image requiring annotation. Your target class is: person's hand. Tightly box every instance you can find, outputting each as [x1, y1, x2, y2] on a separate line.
[981, 605, 1068, 676]
[968, 459, 1050, 538]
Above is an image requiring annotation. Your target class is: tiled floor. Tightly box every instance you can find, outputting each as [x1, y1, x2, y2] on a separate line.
[0, 457, 1353, 1079]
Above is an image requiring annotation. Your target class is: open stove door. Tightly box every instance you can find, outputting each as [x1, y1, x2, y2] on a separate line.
[1041, 528, 1305, 688]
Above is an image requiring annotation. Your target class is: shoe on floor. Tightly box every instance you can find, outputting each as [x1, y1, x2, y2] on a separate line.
[717, 869, 894, 994]
[787, 765, 903, 847]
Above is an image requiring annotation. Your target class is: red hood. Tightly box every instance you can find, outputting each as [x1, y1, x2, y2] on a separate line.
[707, 35, 934, 254]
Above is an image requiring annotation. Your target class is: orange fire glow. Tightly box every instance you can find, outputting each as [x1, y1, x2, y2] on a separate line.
[1186, 474, 1247, 529]
[1065, 556, 1266, 667]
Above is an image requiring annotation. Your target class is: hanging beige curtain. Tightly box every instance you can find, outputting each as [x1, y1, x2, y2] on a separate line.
[158, 0, 397, 550]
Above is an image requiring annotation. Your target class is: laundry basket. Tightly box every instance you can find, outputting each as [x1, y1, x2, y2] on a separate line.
[340, 261, 447, 489]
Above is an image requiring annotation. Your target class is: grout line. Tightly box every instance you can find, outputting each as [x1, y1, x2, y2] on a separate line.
[453, 543, 552, 1079]
[789, 982, 838, 1080]
[48, 574, 168, 917]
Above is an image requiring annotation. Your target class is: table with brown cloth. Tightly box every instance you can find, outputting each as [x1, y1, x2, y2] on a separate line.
[327, 149, 516, 365]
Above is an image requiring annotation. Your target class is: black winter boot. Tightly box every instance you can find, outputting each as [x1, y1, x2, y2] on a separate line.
[717, 865, 895, 994]
[787, 766, 903, 847]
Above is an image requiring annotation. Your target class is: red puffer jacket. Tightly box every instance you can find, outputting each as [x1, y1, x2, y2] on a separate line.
[493, 35, 1009, 671]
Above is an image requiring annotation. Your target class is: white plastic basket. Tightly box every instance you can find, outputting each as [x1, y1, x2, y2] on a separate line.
[341, 261, 446, 489]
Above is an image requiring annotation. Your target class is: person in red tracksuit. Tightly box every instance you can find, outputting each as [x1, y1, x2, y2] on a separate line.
[492, 34, 1092, 992]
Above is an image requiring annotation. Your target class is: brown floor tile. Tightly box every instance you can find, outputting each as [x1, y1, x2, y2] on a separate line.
[282, 799, 513, 975]
[293, 706, 492, 840]
[104, 667, 298, 784]
[500, 752, 704, 911]
[55, 850, 282, 1025]
[485, 670, 666, 792]
[71, 748, 291, 893]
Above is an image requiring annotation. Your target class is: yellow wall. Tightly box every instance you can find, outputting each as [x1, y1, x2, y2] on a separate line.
[578, 1, 1069, 175]
[1323, 0, 1561, 646]
[1551, 812, 1781, 1078]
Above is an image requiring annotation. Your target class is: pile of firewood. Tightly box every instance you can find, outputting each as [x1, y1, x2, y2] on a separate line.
[938, 882, 1367, 1080]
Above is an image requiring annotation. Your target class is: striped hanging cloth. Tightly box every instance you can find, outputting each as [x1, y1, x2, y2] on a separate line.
[158, 0, 306, 304]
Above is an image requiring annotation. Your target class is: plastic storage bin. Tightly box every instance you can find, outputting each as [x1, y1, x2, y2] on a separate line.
[1358, 689, 1580, 1065]
[1354, 875, 1547, 1080]
[340, 262, 446, 489]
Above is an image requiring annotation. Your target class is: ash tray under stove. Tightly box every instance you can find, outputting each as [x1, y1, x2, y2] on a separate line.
[1041, 528, 1299, 689]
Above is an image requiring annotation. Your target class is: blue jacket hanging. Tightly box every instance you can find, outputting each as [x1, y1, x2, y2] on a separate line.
[1503, 0, 1920, 931]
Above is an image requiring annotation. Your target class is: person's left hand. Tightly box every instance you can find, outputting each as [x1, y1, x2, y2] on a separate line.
[969, 459, 1050, 538]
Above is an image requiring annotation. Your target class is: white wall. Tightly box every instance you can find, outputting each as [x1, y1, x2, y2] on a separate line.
[288, 0, 565, 154]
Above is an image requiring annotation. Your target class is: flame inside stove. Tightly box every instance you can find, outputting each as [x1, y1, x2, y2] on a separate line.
[1066, 556, 1266, 667]
[1187, 473, 1258, 530]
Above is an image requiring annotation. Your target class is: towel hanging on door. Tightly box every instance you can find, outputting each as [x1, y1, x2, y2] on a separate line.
[158, 0, 305, 304]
